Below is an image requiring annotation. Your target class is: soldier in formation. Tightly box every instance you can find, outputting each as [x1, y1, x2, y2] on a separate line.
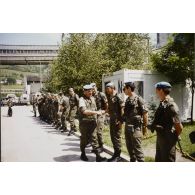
[151, 82, 183, 162]
[123, 82, 148, 162]
[105, 82, 124, 162]
[32, 80, 183, 162]
[68, 88, 79, 136]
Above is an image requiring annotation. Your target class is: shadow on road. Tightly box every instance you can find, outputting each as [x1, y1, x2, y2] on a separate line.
[53, 154, 80, 162]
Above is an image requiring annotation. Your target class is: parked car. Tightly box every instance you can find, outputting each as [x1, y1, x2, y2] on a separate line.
[6, 94, 19, 105]
[20, 94, 30, 105]
[1, 97, 9, 106]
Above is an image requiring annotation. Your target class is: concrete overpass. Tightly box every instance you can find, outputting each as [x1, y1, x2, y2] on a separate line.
[0, 44, 59, 65]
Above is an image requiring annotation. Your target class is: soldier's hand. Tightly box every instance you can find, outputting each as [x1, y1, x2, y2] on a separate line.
[116, 121, 122, 128]
[142, 126, 148, 138]
[96, 111, 102, 115]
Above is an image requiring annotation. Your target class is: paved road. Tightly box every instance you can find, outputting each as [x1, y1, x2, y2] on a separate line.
[1, 105, 192, 162]
[1, 106, 110, 162]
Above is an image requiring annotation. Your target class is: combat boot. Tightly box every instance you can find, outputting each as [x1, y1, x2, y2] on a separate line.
[95, 152, 107, 162]
[107, 151, 121, 162]
[80, 152, 88, 161]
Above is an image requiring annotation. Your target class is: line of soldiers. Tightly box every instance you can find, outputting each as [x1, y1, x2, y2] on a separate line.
[31, 80, 183, 162]
[31, 88, 79, 136]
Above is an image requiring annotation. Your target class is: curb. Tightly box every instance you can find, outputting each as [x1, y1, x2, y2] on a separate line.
[73, 131, 129, 162]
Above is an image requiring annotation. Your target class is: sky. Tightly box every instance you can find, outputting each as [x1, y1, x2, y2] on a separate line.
[0, 33, 157, 46]
[0, 33, 62, 45]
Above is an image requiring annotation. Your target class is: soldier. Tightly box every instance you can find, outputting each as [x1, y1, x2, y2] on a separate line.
[151, 82, 183, 162]
[32, 94, 38, 117]
[68, 88, 79, 136]
[7, 97, 13, 117]
[123, 82, 148, 162]
[37, 93, 44, 120]
[91, 83, 108, 153]
[105, 82, 124, 162]
[59, 92, 70, 132]
[79, 84, 107, 162]
[52, 94, 59, 126]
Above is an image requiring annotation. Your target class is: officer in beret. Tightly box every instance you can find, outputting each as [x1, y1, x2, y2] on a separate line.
[123, 82, 148, 162]
[79, 84, 107, 162]
[106, 82, 124, 162]
[151, 81, 183, 162]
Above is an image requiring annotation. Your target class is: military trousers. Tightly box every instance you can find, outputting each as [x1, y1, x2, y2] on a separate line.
[61, 111, 68, 130]
[69, 108, 77, 131]
[110, 118, 122, 156]
[96, 115, 105, 147]
[79, 119, 99, 153]
[33, 104, 37, 117]
[125, 123, 144, 162]
[155, 131, 177, 162]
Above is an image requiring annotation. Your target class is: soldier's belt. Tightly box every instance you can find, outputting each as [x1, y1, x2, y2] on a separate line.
[81, 118, 96, 121]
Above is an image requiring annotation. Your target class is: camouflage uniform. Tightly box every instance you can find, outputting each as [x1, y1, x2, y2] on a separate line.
[68, 93, 79, 133]
[59, 95, 70, 131]
[93, 91, 108, 148]
[124, 94, 148, 162]
[107, 93, 124, 159]
[152, 96, 180, 162]
[32, 95, 38, 117]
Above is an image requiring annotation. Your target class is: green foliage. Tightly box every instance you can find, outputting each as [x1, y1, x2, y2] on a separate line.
[6, 77, 16, 84]
[47, 33, 151, 94]
[151, 33, 195, 84]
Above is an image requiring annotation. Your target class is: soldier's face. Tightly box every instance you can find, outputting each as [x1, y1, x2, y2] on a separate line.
[123, 87, 129, 95]
[69, 91, 74, 96]
[156, 88, 165, 100]
[84, 89, 92, 97]
[106, 87, 113, 95]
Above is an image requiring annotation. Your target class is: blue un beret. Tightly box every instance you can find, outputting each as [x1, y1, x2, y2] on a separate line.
[155, 81, 172, 89]
[106, 82, 115, 88]
[83, 84, 93, 90]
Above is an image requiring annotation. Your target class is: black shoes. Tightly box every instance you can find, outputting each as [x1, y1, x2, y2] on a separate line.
[107, 155, 121, 162]
[80, 153, 88, 161]
[96, 155, 107, 162]
[61, 129, 68, 133]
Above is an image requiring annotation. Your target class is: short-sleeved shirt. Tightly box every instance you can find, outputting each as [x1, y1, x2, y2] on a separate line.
[124, 94, 148, 119]
[154, 96, 181, 131]
[69, 93, 79, 108]
[107, 93, 124, 121]
[79, 96, 97, 120]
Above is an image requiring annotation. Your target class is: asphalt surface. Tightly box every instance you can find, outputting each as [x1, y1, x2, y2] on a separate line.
[1, 105, 193, 162]
[1, 105, 110, 162]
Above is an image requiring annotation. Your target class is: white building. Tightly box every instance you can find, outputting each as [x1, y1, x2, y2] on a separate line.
[102, 69, 194, 121]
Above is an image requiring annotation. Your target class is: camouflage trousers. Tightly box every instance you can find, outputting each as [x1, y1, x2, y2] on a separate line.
[69, 108, 77, 131]
[79, 120, 99, 153]
[155, 131, 177, 162]
[125, 123, 144, 162]
[96, 115, 105, 147]
[61, 111, 69, 130]
[32, 104, 37, 117]
[110, 119, 122, 156]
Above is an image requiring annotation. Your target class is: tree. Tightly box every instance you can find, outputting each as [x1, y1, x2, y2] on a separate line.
[6, 77, 16, 85]
[151, 33, 195, 123]
[47, 33, 151, 95]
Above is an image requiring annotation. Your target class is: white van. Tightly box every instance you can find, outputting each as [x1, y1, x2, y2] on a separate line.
[20, 94, 30, 105]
